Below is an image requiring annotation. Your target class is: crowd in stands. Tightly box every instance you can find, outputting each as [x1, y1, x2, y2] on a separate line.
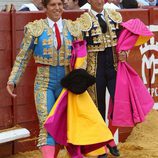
[63, 0, 158, 10]
[1, 0, 158, 12]
[79, 0, 158, 10]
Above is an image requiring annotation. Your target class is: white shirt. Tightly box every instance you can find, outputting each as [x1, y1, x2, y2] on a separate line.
[80, 2, 120, 10]
[137, 0, 157, 6]
[104, 2, 121, 9]
[19, 3, 39, 11]
[91, 9, 105, 21]
[47, 17, 63, 49]
[80, 3, 91, 10]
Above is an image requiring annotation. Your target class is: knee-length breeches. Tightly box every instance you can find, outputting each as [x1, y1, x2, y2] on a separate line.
[34, 65, 65, 147]
[96, 48, 116, 120]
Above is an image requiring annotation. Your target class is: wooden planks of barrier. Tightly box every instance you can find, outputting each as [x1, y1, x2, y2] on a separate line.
[148, 8, 158, 107]
[0, 12, 14, 158]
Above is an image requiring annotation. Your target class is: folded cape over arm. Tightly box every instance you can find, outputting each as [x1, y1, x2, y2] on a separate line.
[111, 19, 154, 127]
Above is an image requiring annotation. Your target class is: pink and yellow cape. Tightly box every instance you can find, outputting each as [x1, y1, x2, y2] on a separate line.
[44, 40, 113, 157]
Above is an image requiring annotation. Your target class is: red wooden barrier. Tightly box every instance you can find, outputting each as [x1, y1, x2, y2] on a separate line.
[0, 12, 13, 157]
[119, 9, 149, 24]
[0, 142, 13, 158]
[148, 8, 158, 107]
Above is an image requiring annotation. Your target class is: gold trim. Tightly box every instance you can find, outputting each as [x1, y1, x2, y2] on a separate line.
[26, 19, 44, 37]
[66, 12, 92, 37]
[106, 9, 122, 24]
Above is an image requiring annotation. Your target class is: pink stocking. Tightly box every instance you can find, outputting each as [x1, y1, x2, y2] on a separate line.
[108, 120, 118, 136]
[41, 145, 55, 158]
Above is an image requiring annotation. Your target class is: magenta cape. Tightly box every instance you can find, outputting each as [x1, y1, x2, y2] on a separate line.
[111, 19, 154, 127]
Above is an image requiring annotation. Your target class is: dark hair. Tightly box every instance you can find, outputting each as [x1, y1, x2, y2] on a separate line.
[122, 0, 138, 8]
[78, 0, 87, 7]
[42, 0, 64, 7]
[72, 0, 87, 7]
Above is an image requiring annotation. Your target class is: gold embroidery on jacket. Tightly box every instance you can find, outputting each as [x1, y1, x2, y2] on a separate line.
[85, 9, 122, 105]
[66, 12, 92, 38]
[26, 19, 44, 37]
[8, 19, 73, 84]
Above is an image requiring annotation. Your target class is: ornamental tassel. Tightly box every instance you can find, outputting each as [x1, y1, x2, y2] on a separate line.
[34, 38, 38, 44]
[116, 23, 119, 29]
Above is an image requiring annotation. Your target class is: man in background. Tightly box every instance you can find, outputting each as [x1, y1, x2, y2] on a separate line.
[122, 0, 139, 8]
[63, 0, 87, 10]
[81, 0, 127, 157]
[108, 0, 123, 8]
[80, 0, 121, 10]
[19, 0, 44, 11]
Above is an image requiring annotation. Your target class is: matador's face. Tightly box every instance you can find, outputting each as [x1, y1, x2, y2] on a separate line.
[88, 0, 104, 13]
[46, 0, 64, 22]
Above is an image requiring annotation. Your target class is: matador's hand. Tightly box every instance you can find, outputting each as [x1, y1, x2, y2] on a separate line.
[6, 82, 17, 98]
[118, 50, 130, 62]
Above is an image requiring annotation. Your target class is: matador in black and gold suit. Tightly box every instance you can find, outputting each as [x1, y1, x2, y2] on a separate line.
[83, 9, 122, 119]
[84, 8, 122, 157]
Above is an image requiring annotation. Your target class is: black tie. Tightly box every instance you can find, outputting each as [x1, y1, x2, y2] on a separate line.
[96, 14, 107, 33]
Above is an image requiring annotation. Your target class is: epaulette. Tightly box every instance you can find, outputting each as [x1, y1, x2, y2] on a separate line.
[25, 19, 44, 37]
[106, 9, 122, 24]
[66, 12, 92, 37]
